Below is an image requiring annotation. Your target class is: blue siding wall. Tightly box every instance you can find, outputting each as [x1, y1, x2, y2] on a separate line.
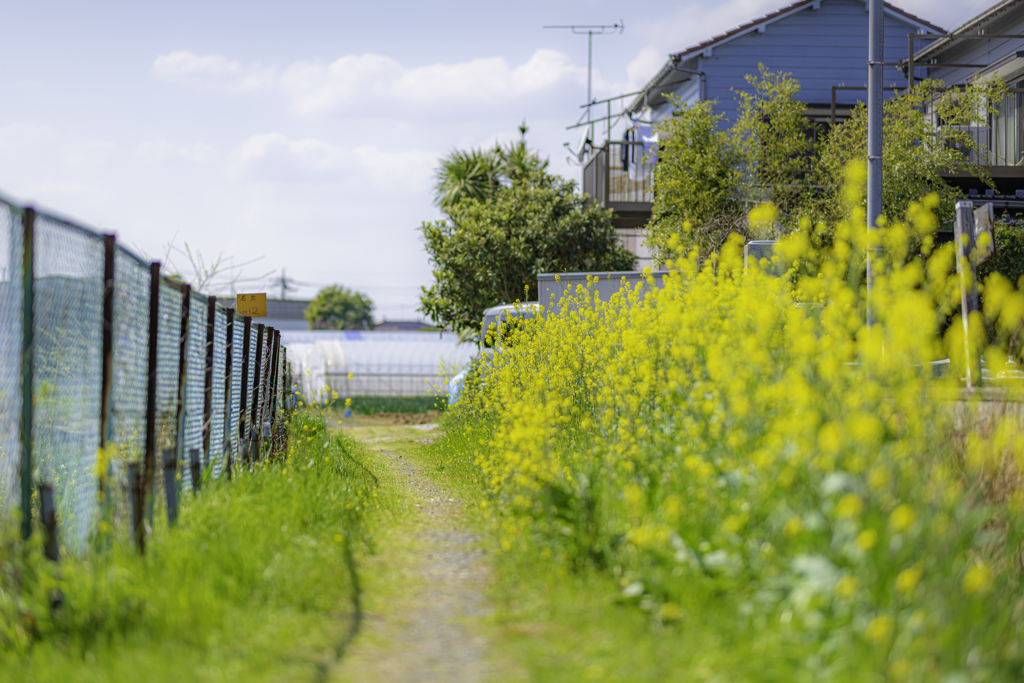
[651, 0, 930, 124]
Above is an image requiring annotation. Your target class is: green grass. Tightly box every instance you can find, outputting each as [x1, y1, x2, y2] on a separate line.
[0, 411, 386, 682]
[416, 419, 703, 682]
[330, 396, 447, 415]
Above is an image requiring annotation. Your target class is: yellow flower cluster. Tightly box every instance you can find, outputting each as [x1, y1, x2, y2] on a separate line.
[451, 164, 1024, 677]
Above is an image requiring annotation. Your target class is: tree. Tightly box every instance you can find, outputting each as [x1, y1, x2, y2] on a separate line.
[649, 68, 1006, 263]
[731, 65, 814, 217]
[432, 122, 550, 209]
[420, 175, 636, 332]
[305, 285, 374, 330]
[647, 100, 744, 262]
[432, 148, 504, 209]
[648, 66, 812, 263]
[813, 78, 1005, 228]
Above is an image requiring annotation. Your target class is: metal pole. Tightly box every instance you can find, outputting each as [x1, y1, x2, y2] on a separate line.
[239, 316, 251, 467]
[19, 208, 34, 541]
[202, 296, 216, 463]
[250, 325, 265, 463]
[98, 234, 116, 540]
[141, 262, 160, 549]
[588, 30, 593, 145]
[223, 307, 234, 479]
[955, 201, 980, 388]
[907, 33, 915, 92]
[866, 0, 884, 327]
[39, 483, 57, 561]
[175, 285, 191, 491]
[268, 330, 281, 458]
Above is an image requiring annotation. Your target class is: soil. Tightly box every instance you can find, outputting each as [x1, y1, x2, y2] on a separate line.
[330, 425, 492, 683]
[339, 411, 443, 426]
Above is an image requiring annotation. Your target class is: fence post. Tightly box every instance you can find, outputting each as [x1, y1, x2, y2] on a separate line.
[955, 201, 980, 389]
[223, 307, 234, 480]
[239, 316, 251, 467]
[163, 449, 177, 525]
[269, 330, 281, 458]
[19, 207, 34, 541]
[98, 234, 116, 535]
[190, 448, 201, 494]
[175, 284, 191, 491]
[250, 325, 265, 463]
[141, 262, 161, 552]
[202, 296, 215, 464]
[127, 463, 145, 551]
[38, 483, 57, 561]
[281, 346, 290, 456]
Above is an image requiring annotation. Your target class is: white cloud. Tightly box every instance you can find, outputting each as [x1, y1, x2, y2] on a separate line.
[229, 132, 436, 191]
[154, 48, 587, 114]
[138, 139, 216, 163]
[625, 47, 669, 92]
[152, 51, 274, 91]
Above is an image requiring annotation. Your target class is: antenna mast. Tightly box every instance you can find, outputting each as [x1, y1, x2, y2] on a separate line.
[543, 21, 624, 147]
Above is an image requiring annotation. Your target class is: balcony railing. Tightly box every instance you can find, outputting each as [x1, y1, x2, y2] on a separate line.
[931, 89, 1024, 175]
[582, 141, 654, 209]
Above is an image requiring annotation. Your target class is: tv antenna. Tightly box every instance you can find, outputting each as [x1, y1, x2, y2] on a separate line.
[543, 22, 624, 145]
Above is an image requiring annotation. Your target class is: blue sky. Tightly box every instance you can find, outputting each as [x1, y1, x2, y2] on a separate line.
[0, 0, 989, 320]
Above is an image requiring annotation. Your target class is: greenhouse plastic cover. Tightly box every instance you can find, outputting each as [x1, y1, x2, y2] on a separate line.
[281, 330, 477, 400]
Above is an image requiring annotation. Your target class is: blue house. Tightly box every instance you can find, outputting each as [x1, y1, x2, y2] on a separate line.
[581, 0, 941, 264]
[628, 0, 939, 124]
[908, 0, 1024, 196]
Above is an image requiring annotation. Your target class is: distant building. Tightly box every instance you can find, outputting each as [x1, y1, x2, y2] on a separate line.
[216, 297, 311, 331]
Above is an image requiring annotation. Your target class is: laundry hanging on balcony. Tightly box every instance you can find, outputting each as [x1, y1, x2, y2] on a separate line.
[621, 122, 659, 181]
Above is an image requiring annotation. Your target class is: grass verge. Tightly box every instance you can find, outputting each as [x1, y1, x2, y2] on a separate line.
[0, 410, 387, 683]
[329, 396, 447, 415]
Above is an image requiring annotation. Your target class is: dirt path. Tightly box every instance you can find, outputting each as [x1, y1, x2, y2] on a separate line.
[330, 424, 493, 683]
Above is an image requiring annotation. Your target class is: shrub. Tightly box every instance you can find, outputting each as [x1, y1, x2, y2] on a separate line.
[448, 165, 1024, 679]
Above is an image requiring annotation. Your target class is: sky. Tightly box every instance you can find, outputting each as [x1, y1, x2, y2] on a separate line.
[0, 0, 993, 321]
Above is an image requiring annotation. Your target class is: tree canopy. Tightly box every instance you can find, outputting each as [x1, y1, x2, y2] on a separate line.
[432, 122, 550, 210]
[420, 173, 635, 332]
[647, 66, 1004, 263]
[305, 285, 374, 330]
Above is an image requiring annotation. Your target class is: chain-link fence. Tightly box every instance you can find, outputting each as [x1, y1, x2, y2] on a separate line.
[0, 195, 291, 556]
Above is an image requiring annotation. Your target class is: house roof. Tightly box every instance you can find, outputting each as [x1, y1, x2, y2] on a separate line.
[671, 0, 942, 61]
[627, 0, 943, 114]
[913, 0, 1024, 63]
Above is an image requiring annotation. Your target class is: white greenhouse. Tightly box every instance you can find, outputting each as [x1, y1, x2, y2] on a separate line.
[280, 330, 477, 402]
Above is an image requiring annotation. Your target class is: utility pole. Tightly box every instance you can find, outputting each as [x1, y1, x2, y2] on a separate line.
[543, 22, 624, 146]
[866, 0, 883, 327]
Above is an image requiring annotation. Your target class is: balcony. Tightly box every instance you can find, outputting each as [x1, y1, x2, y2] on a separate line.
[936, 88, 1024, 194]
[582, 141, 653, 229]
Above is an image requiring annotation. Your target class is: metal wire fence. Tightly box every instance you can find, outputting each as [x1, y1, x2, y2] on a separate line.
[0, 195, 291, 557]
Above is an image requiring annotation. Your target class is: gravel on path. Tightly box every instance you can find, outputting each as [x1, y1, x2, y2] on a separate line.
[331, 434, 492, 683]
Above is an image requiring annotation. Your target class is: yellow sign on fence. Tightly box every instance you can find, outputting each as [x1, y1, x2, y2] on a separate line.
[236, 293, 267, 317]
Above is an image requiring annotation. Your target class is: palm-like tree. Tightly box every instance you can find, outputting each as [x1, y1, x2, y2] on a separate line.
[433, 149, 502, 209]
[499, 140, 549, 184]
[433, 122, 550, 209]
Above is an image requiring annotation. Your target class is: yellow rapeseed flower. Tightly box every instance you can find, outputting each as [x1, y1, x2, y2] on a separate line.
[896, 565, 923, 595]
[864, 615, 894, 644]
[835, 575, 858, 598]
[783, 516, 803, 537]
[856, 529, 878, 550]
[962, 561, 993, 596]
[889, 505, 915, 533]
[835, 493, 864, 519]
